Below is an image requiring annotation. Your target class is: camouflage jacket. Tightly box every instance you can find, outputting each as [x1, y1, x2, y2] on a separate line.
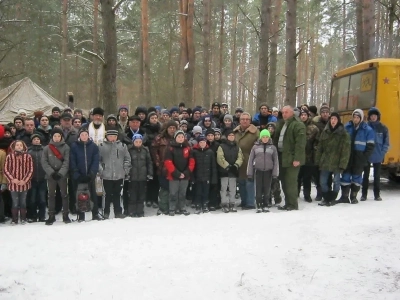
[304, 118, 320, 166]
[315, 123, 351, 173]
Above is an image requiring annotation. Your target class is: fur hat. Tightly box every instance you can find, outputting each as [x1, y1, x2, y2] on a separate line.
[165, 120, 178, 130]
[92, 107, 104, 116]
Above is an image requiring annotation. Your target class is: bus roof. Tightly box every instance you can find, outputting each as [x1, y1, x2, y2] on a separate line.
[333, 58, 400, 79]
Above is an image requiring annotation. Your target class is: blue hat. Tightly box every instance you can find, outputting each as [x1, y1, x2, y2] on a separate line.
[170, 107, 179, 114]
[118, 105, 129, 113]
[155, 106, 161, 112]
[132, 134, 143, 142]
[197, 134, 207, 142]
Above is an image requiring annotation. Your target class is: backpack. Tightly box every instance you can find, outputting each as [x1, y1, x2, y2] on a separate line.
[76, 183, 93, 213]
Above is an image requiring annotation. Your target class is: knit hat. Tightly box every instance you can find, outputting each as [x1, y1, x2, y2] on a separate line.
[224, 129, 234, 137]
[205, 128, 215, 136]
[78, 127, 89, 137]
[181, 108, 188, 114]
[128, 115, 141, 122]
[118, 105, 129, 113]
[52, 107, 61, 113]
[63, 107, 73, 113]
[203, 115, 211, 122]
[223, 114, 233, 122]
[51, 127, 64, 138]
[272, 107, 279, 112]
[259, 103, 268, 110]
[155, 105, 161, 112]
[259, 129, 271, 139]
[235, 107, 244, 113]
[192, 107, 201, 114]
[180, 120, 188, 126]
[197, 134, 207, 142]
[165, 120, 178, 130]
[179, 102, 185, 107]
[74, 108, 83, 114]
[30, 133, 42, 142]
[211, 102, 220, 109]
[135, 106, 148, 116]
[308, 106, 318, 116]
[266, 122, 276, 129]
[213, 128, 221, 135]
[320, 105, 330, 114]
[170, 107, 179, 114]
[147, 111, 157, 121]
[162, 110, 171, 117]
[107, 114, 118, 123]
[330, 112, 341, 124]
[106, 129, 119, 136]
[352, 109, 364, 120]
[92, 107, 104, 116]
[132, 134, 143, 141]
[192, 126, 202, 135]
[148, 106, 157, 114]
[174, 130, 185, 140]
[72, 117, 81, 124]
[18, 108, 27, 115]
[300, 108, 310, 116]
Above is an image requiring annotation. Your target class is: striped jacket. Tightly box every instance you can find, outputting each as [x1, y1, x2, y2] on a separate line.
[4, 141, 33, 192]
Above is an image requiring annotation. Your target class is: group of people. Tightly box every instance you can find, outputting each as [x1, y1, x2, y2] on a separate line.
[0, 100, 389, 225]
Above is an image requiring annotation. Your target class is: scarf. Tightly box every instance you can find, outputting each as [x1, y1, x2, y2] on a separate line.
[89, 122, 106, 145]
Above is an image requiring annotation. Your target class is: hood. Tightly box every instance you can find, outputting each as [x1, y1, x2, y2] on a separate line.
[352, 108, 364, 121]
[193, 143, 209, 150]
[368, 107, 381, 121]
[135, 106, 148, 116]
[255, 138, 273, 145]
[9, 140, 28, 153]
[169, 140, 190, 148]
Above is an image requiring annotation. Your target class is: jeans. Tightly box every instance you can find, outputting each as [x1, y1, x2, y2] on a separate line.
[320, 170, 341, 193]
[341, 173, 363, 186]
[29, 180, 47, 220]
[11, 191, 28, 209]
[238, 179, 255, 207]
[362, 163, 381, 197]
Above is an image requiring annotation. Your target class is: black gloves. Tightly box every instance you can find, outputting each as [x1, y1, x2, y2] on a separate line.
[230, 164, 239, 173]
[51, 172, 62, 181]
[225, 165, 231, 172]
[78, 175, 92, 183]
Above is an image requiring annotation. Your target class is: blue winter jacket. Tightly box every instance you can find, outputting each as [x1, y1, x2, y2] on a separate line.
[367, 107, 389, 163]
[69, 139, 100, 180]
[252, 113, 277, 127]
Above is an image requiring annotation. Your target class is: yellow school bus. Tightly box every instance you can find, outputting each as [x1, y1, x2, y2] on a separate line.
[329, 58, 400, 178]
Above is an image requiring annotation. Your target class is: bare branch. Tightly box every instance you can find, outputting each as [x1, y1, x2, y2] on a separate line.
[239, 80, 256, 99]
[238, 5, 260, 39]
[82, 48, 105, 64]
[296, 83, 305, 88]
[295, 37, 312, 58]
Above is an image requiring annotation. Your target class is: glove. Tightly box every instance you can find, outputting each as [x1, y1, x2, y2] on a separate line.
[225, 165, 231, 172]
[51, 172, 62, 181]
[231, 164, 239, 173]
[147, 175, 153, 181]
[247, 176, 254, 182]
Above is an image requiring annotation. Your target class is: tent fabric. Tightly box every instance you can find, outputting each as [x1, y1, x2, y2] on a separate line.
[0, 77, 67, 123]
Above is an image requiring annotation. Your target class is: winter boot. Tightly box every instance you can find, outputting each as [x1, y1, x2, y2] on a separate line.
[350, 184, 360, 204]
[146, 201, 152, 207]
[63, 212, 71, 224]
[11, 208, 18, 225]
[156, 209, 165, 216]
[360, 194, 367, 201]
[103, 213, 110, 219]
[304, 195, 312, 203]
[315, 186, 323, 201]
[202, 205, 209, 213]
[152, 203, 159, 209]
[169, 210, 175, 216]
[20, 209, 27, 225]
[115, 213, 126, 219]
[229, 203, 237, 212]
[194, 206, 201, 214]
[327, 191, 338, 206]
[318, 192, 330, 206]
[92, 211, 105, 221]
[45, 214, 56, 225]
[78, 212, 85, 222]
[374, 195, 382, 201]
[262, 207, 270, 213]
[336, 185, 350, 204]
[222, 205, 230, 213]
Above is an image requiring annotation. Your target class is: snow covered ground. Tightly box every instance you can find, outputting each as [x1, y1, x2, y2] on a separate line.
[1, 181, 400, 300]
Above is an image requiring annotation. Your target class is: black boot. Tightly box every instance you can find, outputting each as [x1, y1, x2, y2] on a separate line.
[78, 212, 85, 222]
[92, 211, 105, 221]
[326, 191, 338, 206]
[63, 212, 71, 224]
[336, 185, 350, 204]
[350, 184, 360, 204]
[318, 192, 330, 206]
[315, 186, 323, 201]
[45, 214, 56, 225]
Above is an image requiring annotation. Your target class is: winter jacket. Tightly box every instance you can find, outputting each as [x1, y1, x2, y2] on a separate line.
[367, 107, 389, 164]
[143, 122, 161, 148]
[98, 140, 131, 181]
[42, 140, 70, 179]
[36, 126, 52, 146]
[48, 116, 60, 127]
[247, 140, 279, 177]
[70, 139, 99, 180]
[312, 115, 329, 133]
[164, 141, 195, 180]
[216, 139, 244, 178]
[344, 120, 375, 175]
[272, 116, 306, 168]
[208, 140, 220, 155]
[4, 141, 33, 192]
[151, 131, 173, 175]
[197, 120, 216, 134]
[315, 123, 351, 173]
[125, 126, 146, 144]
[20, 130, 43, 148]
[211, 113, 222, 128]
[303, 118, 320, 165]
[128, 145, 153, 181]
[28, 145, 46, 182]
[63, 127, 79, 147]
[233, 124, 260, 179]
[0, 149, 8, 184]
[192, 144, 217, 184]
[252, 113, 278, 128]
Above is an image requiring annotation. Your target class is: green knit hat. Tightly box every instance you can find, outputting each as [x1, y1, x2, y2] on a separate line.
[259, 129, 271, 139]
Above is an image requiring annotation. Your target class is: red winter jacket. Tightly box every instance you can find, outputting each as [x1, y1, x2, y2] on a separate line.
[164, 141, 195, 180]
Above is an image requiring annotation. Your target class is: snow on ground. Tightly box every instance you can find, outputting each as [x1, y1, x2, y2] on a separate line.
[1, 185, 400, 300]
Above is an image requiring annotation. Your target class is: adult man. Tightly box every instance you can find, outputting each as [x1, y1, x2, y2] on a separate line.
[180, 109, 190, 122]
[273, 106, 306, 211]
[233, 112, 259, 209]
[189, 107, 202, 131]
[170, 107, 180, 120]
[135, 106, 148, 127]
[125, 115, 146, 141]
[179, 102, 186, 113]
[338, 109, 375, 204]
[233, 107, 243, 124]
[297, 108, 320, 202]
[117, 105, 129, 132]
[361, 107, 389, 201]
[60, 112, 79, 146]
[211, 102, 222, 127]
[20, 118, 39, 147]
[49, 107, 61, 127]
[73, 109, 88, 124]
[221, 103, 229, 115]
[252, 103, 278, 130]
[14, 116, 25, 139]
[84, 107, 106, 145]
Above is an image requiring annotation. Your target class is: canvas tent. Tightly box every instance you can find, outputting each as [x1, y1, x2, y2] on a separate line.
[0, 77, 67, 123]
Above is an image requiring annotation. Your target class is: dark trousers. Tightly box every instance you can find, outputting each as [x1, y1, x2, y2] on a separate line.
[208, 181, 220, 208]
[122, 180, 130, 215]
[68, 177, 76, 212]
[255, 170, 273, 208]
[129, 181, 146, 215]
[169, 180, 189, 211]
[362, 163, 381, 197]
[194, 181, 210, 207]
[147, 176, 159, 204]
[297, 165, 318, 197]
[280, 166, 300, 210]
[28, 180, 47, 220]
[0, 192, 4, 220]
[103, 179, 123, 215]
[270, 177, 282, 204]
[48, 178, 69, 214]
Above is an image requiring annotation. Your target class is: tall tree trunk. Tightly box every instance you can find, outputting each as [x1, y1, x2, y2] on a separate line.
[267, 0, 282, 107]
[100, 0, 118, 114]
[179, 0, 196, 106]
[285, 0, 297, 107]
[202, 0, 211, 108]
[356, 0, 364, 63]
[141, 0, 151, 105]
[239, 27, 247, 108]
[91, 0, 99, 108]
[230, 6, 238, 111]
[139, 30, 144, 100]
[363, 0, 375, 60]
[60, 0, 68, 103]
[342, 0, 346, 67]
[218, 1, 225, 103]
[387, 0, 396, 57]
[256, 0, 271, 108]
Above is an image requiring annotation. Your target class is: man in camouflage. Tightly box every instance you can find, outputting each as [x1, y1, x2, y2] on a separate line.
[297, 108, 320, 202]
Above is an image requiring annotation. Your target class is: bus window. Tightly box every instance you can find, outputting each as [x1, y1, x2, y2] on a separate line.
[330, 69, 377, 111]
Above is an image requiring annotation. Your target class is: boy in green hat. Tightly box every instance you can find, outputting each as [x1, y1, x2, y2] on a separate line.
[247, 129, 279, 212]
